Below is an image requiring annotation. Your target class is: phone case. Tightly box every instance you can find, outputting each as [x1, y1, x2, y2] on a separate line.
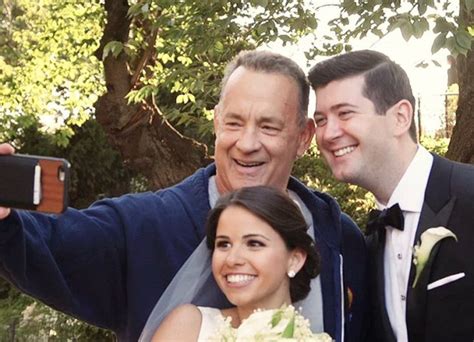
[0, 154, 70, 213]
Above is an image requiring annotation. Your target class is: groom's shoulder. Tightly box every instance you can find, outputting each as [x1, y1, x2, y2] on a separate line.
[433, 154, 474, 195]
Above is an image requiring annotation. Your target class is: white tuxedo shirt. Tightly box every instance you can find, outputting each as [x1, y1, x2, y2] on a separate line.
[375, 146, 433, 341]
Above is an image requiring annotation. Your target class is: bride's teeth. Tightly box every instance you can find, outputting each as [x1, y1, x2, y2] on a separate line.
[227, 274, 255, 283]
[334, 146, 355, 157]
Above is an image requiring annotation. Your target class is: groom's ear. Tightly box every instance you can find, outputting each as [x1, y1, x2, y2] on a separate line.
[289, 248, 307, 274]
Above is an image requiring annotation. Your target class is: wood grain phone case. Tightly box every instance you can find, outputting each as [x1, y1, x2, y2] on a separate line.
[0, 154, 70, 213]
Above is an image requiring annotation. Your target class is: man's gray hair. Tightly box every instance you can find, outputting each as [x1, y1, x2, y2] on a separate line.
[219, 50, 309, 127]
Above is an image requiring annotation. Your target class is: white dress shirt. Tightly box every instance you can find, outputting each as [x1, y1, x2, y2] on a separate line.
[375, 146, 433, 342]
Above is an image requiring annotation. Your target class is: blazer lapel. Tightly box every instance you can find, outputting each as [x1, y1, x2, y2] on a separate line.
[406, 155, 456, 341]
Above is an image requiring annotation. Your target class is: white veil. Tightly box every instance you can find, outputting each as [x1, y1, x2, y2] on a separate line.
[138, 238, 231, 341]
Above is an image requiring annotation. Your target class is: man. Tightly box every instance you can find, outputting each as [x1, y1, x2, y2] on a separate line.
[308, 50, 474, 342]
[0, 50, 367, 341]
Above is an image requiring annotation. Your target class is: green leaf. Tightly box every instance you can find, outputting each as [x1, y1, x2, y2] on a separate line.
[465, 0, 474, 12]
[413, 20, 426, 39]
[431, 33, 447, 54]
[271, 310, 283, 327]
[372, 28, 384, 38]
[418, 0, 427, 15]
[455, 30, 472, 50]
[252, 0, 269, 7]
[102, 41, 124, 60]
[400, 22, 413, 41]
[307, 16, 318, 30]
[281, 315, 295, 338]
[433, 17, 451, 33]
[176, 94, 185, 104]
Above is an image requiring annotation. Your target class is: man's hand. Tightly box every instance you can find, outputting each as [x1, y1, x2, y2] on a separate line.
[0, 143, 15, 219]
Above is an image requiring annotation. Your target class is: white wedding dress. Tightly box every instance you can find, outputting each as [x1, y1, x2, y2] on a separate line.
[196, 306, 225, 341]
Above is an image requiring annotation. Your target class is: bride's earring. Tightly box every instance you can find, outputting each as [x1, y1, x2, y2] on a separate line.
[287, 270, 296, 278]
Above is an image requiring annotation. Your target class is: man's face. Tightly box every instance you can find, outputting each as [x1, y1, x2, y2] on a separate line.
[214, 67, 313, 194]
[314, 75, 395, 188]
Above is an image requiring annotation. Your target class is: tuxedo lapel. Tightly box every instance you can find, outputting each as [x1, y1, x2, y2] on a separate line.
[406, 155, 456, 341]
[409, 154, 456, 283]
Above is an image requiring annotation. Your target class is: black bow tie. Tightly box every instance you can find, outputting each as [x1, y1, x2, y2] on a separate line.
[366, 203, 404, 235]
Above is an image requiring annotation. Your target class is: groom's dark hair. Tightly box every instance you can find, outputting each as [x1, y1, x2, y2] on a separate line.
[206, 186, 320, 303]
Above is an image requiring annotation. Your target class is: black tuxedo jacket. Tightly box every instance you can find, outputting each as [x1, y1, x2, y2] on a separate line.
[367, 154, 474, 342]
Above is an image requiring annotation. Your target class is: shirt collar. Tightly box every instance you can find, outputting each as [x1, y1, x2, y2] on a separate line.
[377, 145, 433, 213]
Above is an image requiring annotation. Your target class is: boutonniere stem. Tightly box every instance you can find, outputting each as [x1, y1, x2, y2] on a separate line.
[412, 227, 457, 288]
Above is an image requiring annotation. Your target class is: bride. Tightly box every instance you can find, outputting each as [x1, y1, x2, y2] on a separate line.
[151, 186, 320, 341]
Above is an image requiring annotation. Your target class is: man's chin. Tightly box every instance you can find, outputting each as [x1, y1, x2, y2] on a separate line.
[332, 169, 351, 183]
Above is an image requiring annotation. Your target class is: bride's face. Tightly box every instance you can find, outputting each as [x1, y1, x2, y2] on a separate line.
[211, 205, 298, 310]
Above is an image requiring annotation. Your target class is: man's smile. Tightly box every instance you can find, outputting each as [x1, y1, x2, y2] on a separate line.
[333, 145, 356, 157]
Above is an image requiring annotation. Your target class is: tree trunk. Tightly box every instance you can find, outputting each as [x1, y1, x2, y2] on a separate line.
[446, 5, 474, 164]
[93, 0, 211, 190]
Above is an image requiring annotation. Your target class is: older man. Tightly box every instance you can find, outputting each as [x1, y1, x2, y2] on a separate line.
[0, 50, 367, 341]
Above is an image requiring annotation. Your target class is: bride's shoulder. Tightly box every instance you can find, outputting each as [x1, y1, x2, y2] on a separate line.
[167, 304, 202, 322]
[151, 304, 202, 341]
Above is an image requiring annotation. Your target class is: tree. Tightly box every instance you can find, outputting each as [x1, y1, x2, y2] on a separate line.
[0, 0, 104, 147]
[446, 3, 474, 163]
[311, 0, 473, 164]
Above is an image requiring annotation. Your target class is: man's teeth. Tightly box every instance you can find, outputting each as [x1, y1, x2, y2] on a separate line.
[226, 274, 255, 283]
[334, 146, 355, 157]
[235, 160, 263, 167]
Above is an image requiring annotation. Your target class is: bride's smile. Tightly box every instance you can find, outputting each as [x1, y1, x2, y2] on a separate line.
[225, 273, 256, 285]
[211, 205, 299, 311]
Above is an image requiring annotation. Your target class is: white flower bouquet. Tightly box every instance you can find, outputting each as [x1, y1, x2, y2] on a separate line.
[210, 305, 333, 341]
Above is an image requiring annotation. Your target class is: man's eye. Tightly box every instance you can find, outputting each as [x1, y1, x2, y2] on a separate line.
[314, 117, 327, 127]
[262, 125, 279, 133]
[339, 111, 353, 117]
[225, 121, 241, 127]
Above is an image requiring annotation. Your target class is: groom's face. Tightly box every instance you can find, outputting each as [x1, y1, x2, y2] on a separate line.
[313, 75, 395, 188]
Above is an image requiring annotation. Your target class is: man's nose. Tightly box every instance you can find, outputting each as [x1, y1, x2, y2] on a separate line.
[235, 127, 261, 153]
[321, 117, 343, 141]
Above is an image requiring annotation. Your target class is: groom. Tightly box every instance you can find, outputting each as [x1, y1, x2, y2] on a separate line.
[308, 50, 474, 341]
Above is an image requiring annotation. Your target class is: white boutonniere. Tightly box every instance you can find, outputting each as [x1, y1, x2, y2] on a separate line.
[412, 226, 457, 288]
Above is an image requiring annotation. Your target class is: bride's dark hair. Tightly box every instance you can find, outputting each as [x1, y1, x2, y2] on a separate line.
[206, 185, 320, 303]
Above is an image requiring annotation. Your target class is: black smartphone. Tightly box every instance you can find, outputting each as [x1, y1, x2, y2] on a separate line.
[0, 154, 70, 213]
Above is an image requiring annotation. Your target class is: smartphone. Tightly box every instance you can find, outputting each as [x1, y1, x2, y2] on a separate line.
[0, 154, 70, 213]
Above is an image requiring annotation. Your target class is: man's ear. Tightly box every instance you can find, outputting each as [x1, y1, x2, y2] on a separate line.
[296, 118, 316, 157]
[389, 99, 413, 137]
[213, 104, 220, 133]
[288, 248, 307, 275]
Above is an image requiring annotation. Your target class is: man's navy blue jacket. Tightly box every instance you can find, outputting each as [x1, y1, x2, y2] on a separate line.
[0, 164, 368, 341]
